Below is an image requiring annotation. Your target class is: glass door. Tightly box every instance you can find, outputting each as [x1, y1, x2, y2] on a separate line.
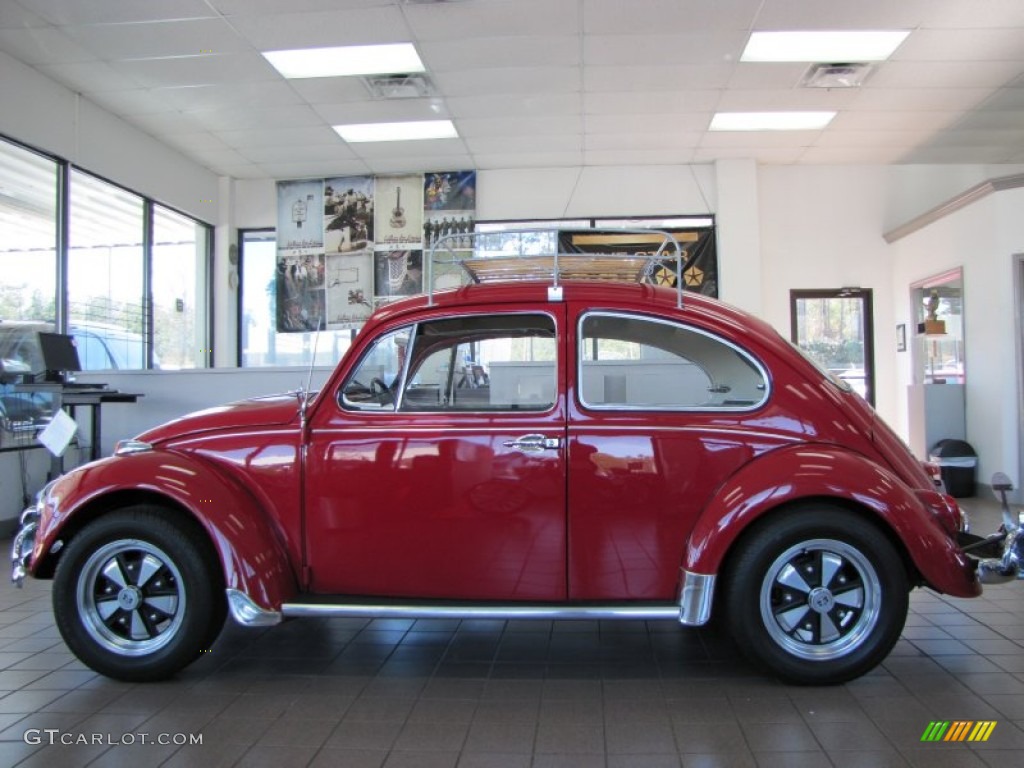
[790, 288, 875, 406]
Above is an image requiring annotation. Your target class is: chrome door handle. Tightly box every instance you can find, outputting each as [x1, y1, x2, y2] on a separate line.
[503, 433, 561, 453]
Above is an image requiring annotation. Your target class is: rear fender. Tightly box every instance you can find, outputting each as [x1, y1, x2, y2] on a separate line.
[685, 445, 980, 598]
[30, 451, 297, 613]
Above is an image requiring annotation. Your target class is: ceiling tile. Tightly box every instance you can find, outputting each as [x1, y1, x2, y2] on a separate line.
[17, 0, 218, 25]
[585, 132, 703, 151]
[585, 64, 733, 91]
[870, 61, 1024, 90]
[952, 110, 1024, 130]
[237, 143, 360, 164]
[465, 135, 583, 154]
[228, 7, 409, 51]
[215, 125, 341, 149]
[158, 81, 306, 111]
[87, 89, 181, 116]
[583, 0, 761, 34]
[404, 0, 580, 40]
[798, 145, 911, 164]
[286, 77, 375, 104]
[209, 0, 386, 14]
[129, 111, 205, 136]
[214, 163, 267, 179]
[585, 113, 711, 134]
[107, 52, 280, 88]
[256, 159, 373, 178]
[62, 18, 250, 60]
[347, 137, 469, 159]
[584, 149, 697, 165]
[699, 131, 821, 149]
[584, 91, 721, 115]
[692, 146, 804, 163]
[811, 130, 925, 148]
[457, 116, 582, 139]
[187, 104, 325, 132]
[584, 33, 747, 67]
[473, 151, 583, 170]
[0, 27, 96, 64]
[716, 89, 860, 111]
[894, 28, 1024, 62]
[419, 35, 579, 71]
[312, 99, 450, 126]
[432, 67, 580, 97]
[919, 0, 1024, 29]
[363, 155, 476, 175]
[726, 63, 807, 90]
[37, 60, 140, 92]
[898, 145, 1019, 163]
[0, 4, 49, 27]
[752, 0, 935, 29]
[830, 110, 962, 132]
[852, 87, 996, 112]
[447, 93, 582, 119]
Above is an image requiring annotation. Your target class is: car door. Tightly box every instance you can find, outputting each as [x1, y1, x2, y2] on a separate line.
[305, 305, 568, 601]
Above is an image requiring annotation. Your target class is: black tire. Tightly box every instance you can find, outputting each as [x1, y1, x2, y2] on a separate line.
[723, 505, 908, 685]
[53, 506, 225, 682]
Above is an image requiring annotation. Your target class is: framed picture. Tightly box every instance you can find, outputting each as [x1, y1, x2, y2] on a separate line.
[896, 323, 907, 352]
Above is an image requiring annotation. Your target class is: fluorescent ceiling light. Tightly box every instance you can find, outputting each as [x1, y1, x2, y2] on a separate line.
[742, 30, 910, 62]
[710, 112, 836, 131]
[334, 120, 458, 143]
[263, 43, 425, 79]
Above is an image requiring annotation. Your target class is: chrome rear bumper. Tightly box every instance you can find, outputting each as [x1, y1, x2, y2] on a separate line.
[10, 507, 39, 588]
[961, 507, 1024, 585]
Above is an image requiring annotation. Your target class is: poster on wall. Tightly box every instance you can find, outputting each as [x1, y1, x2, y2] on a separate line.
[324, 176, 374, 329]
[374, 175, 424, 251]
[276, 180, 326, 332]
[423, 171, 476, 290]
[557, 228, 718, 298]
[374, 249, 423, 302]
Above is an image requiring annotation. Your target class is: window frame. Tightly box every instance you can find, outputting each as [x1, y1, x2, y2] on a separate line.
[339, 310, 561, 415]
[576, 310, 770, 412]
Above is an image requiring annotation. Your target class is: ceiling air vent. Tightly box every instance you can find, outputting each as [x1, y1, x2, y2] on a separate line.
[363, 73, 435, 99]
[801, 62, 873, 89]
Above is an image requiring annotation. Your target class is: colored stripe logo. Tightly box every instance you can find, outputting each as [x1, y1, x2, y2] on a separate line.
[921, 721, 997, 742]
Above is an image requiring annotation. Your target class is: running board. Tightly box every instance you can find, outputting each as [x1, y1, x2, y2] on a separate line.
[280, 601, 681, 622]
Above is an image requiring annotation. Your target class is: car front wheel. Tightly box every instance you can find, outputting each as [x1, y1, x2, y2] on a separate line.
[53, 507, 225, 682]
[724, 506, 908, 684]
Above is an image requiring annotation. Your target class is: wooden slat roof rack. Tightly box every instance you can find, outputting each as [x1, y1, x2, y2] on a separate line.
[426, 228, 685, 308]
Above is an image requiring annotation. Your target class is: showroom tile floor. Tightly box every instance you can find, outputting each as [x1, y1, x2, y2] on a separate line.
[0, 499, 1022, 767]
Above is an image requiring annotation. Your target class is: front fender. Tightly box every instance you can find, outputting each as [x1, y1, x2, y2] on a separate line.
[685, 445, 980, 598]
[30, 450, 297, 613]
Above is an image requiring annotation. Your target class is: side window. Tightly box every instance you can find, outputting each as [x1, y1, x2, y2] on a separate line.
[340, 328, 409, 410]
[401, 314, 556, 412]
[579, 313, 767, 410]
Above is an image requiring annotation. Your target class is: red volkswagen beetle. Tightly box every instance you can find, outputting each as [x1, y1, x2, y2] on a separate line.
[11, 235, 1022, 684]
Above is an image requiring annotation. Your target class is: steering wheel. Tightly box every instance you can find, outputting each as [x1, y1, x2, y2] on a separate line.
[370, 377, 394, 404]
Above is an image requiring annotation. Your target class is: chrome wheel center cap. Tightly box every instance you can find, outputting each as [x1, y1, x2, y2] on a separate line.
[807, 587, 834, 614]
[117, 587, 142, 611]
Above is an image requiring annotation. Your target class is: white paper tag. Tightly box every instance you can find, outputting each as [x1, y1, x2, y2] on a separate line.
[38, 409, 78, 457]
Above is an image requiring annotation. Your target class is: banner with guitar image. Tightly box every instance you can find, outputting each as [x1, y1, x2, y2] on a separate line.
[276, 172, 477, 332]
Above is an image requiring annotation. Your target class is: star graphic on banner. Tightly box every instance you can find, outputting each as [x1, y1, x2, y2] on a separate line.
[651, 265, 676, 286]
[683, 265, 704, 287]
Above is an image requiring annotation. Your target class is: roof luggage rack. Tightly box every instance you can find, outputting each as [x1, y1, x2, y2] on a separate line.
[426, 228, 685, 308]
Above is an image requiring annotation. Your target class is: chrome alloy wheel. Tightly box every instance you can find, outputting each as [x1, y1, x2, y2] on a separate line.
[759, 538, 881, 661]
[76, 539, 186, 657]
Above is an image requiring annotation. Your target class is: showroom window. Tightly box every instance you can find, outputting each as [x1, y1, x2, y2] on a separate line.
[67, 170, 147, 369]
[152, 205, 210, 369]
[0, 135, 212, 372]
[0, 139, 57, 323]
[578, 312, 767, 409]
[239, 229, 354, 367]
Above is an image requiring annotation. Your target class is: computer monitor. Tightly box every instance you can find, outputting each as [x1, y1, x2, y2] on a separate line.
[37, 332, 81, 382]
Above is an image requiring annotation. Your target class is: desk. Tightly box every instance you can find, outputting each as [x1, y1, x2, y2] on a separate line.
[14, 384, 142, 467]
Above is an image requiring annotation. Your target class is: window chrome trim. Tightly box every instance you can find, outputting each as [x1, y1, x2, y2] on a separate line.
[576, 310, 771, 413]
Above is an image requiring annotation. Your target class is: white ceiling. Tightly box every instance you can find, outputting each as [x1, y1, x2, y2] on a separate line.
[2, 0, 1024, 179]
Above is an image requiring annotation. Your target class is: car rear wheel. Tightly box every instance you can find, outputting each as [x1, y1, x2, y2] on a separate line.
[53, 507, 225, 682]
[724, 505, 908, 684]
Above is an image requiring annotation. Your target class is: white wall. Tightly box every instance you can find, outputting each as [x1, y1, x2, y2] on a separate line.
[889, 186, 1024, 494]
[0, 51, 218, 222]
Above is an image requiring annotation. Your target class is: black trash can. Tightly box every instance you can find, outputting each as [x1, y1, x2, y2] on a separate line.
[929, 439, 978, 498]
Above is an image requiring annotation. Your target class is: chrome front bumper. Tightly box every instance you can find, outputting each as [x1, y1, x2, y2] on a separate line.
[10, 507, 39, 587]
